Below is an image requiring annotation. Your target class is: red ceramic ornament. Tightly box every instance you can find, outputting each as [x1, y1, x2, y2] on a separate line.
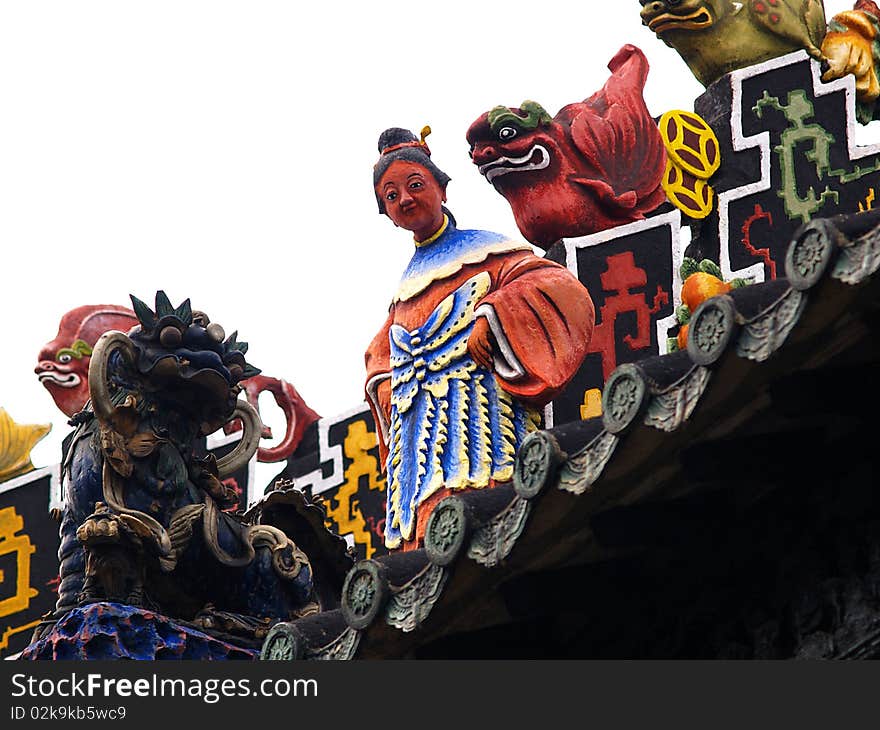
[466, 45, 668, 249]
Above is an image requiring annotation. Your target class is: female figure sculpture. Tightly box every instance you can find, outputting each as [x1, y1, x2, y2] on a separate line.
[365, 127, 595, 550]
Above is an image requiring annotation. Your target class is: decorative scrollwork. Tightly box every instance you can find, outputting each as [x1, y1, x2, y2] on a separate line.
[687, 295, 737, 366]
[736, 289, 805, 362]
[308, 627, 361, 661]
[557, 431, 618, 495]
[513, 431, 564, 499]
[602, 364, 648, 434]
[341, 560, 389, 630]
[467, 497, 530, 568]
[644, 366, 711, 432]
[832, 225, 880, 285]
[261, 622, 362, 661]
[385, 563, 447, 632]
[424, 498, 468, 567]
[785, 220, 839, 291]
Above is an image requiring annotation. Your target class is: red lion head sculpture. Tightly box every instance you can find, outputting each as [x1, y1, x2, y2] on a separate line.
[466, 45, 667, 249]
[36, 305, 139, 418]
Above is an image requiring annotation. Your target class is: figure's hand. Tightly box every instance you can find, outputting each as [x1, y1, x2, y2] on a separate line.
[822, 11, 880, 104]
[468, 317, 495, 371]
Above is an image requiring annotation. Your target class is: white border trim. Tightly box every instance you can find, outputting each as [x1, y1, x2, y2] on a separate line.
[717, 51, 880, 283]
[0, 463, 63, 513]
[563, 209, 686, 358]
[205, 429, 243, 451]
[292, 402, 373, 497]
[549, 210, 686, 427]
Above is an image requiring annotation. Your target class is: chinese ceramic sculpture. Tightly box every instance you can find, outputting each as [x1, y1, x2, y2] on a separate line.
[36, 305, 138, 418]
[667, 258, 751, 351]
[640, 0, 827, 87]
[640, 0, 880, 121]
[36, 303, 318, 463]
[49, 293, 326, 644]
[823, 1, 880, 121]
[658, 109, 722, 220]
[224, 374, 320, 463]
[0, 408, 50, 482]
[466, 45, 668, 248]
[365, 128, 595, 549]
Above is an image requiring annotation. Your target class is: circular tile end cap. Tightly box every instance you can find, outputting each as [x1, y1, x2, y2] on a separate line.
[686, 295, 737, 366]
[785, 220, 839, 291]
[341, 560, 389, 630]
[514, 430, 565, 499]
[602, 363, 649, 434]
[424, 497, 470, 567]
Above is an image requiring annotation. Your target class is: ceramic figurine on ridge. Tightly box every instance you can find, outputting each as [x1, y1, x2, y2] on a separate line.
[640, 0, 880, 123]
[466, 45, 669, 249]
[0, 408, 50, 483]
[824, 1, 880, 121]
[365, 128, 595, 550]
[36, 303, 319, 464]
[639, 0, 826, 86]
[26, 292, 352, 659]
[35, 305, 138, 419]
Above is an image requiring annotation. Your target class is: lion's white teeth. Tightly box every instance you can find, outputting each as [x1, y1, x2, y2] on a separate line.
[479, 144, 551, 181]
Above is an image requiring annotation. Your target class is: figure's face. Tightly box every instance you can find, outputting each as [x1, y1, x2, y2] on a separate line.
[378, 160, 447, 242]
[35, 338, 92, 418]
[466, 102, 560, 195]
[35, 305, 138, 418]
[639, 0, 718, 37]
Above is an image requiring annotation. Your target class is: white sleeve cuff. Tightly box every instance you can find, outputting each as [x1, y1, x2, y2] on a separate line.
[365, 373, 392, 442]
[474, 303, 526, 381]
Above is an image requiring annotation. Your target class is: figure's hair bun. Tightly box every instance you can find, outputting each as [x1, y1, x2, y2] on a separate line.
[378, 127, 418, 154]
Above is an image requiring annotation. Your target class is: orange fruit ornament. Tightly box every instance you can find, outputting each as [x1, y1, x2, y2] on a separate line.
[676, 323, 690, 350]
[681, 272, 732, 312]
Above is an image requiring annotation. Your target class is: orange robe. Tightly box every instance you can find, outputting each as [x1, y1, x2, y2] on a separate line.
[365, 219, 593, 548]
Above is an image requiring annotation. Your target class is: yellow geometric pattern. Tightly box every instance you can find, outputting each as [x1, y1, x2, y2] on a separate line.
[663, 161, 715, 220]
[323, 420, 386, 560]
[0, 620, 40, 653]
[0, 506, 39, 653]
[580, 388, 603, 420]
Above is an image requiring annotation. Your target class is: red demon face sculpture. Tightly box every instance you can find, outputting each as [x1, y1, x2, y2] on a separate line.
[36, 303, 320, 463]
[466, 45, 667, 249]
[35, 305, 138, 417]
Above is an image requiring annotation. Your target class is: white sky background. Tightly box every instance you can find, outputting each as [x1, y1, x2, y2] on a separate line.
[0, 0, 871, 487]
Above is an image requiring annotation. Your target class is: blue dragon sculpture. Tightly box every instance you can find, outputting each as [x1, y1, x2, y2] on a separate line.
[36, 292, 347, 652]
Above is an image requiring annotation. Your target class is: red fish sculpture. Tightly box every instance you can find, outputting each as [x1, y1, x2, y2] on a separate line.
[35, 305, 138, 418]
[466, 45, 668, 249]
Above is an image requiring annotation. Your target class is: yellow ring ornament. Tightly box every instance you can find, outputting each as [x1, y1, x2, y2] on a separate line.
[659, 110, 721, 179]
[662, 160, 715, 220]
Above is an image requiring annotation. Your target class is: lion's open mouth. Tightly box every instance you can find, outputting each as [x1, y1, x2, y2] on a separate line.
[648, 8, 713, 34]
[38, 371, 81, 388]
[478, 144, 550, 182]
